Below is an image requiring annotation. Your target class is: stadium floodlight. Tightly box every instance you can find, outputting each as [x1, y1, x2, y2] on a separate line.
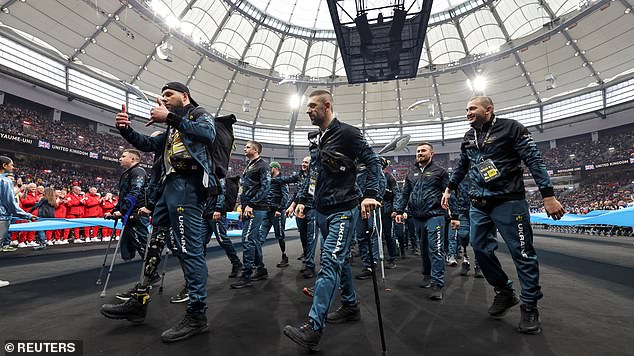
[467, 76, 487, 93]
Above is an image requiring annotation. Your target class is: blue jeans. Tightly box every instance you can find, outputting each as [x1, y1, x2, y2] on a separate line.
[298, 208, 317, 269]
[240, 209, 267, 277]
[309, 207, 358, 331]
[381, 210, 399, 262]
[120, 216, 149, 260]
[406, 218, 418, 251]
[259, 209, 286, 254]
[447, 224, 458, 257]
[0, 220, 9, 246]
[355, 209, 380, 269]
[457, 212, 480, 268]
[152, 172, 208, 314]
[469, 199, 544, 305]
[412, 215, 445, 287]
[204, 215, 241, 267]
[470, 199, 542, 305]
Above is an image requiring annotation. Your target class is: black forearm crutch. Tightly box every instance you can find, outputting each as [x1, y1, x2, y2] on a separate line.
[99, 196, 136, 298]
[366, 211, 388, 356]
[96, 217, 119, 285]
[99, 218, 127, 297]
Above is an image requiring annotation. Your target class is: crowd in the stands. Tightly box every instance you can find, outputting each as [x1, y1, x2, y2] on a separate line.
[0, 103, 152, 164]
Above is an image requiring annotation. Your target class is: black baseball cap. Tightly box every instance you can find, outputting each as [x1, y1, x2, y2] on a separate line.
[161, 82, 198, 107]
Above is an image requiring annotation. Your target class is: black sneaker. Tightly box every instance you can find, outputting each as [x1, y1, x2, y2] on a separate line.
[518, 304, 541, 335]
[229, 264, 242, 278]
[488, 288, 520, 318]
[230, 276, 253, 289]
[283, 320, 322, 352]
[170, 286, 189, 304]
[419, 275, 432, 288]
[326, 304, 361, 324]
[474, 267, 485, 278]
[355, 268, 372, 280]
[161, 312, 209, 343]
[460, 261, 470, 276]
[429, 285, 443, 300]
[277, 254, 289, 268]
[385, 260, 397, 269]
[101, 295, 148, 323]
[302, 267, 315, 279]
[252, 268, 269, 281]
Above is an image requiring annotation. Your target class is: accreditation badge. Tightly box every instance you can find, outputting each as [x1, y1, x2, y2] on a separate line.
[308, 171, 318, 196]
[476, 158, 501, 182]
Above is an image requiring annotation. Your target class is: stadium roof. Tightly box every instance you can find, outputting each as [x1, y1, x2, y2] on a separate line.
[0, 0, 633, 145]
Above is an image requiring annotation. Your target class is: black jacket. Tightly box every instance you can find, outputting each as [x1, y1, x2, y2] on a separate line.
[395, 160, 448, 219]
[240, 157, 271, 210]
[448, 115, 554, 201]
[114, 164, 146, 214]
[266, 176, 290, 213]
[297, 118, 381, 215]
[273, 170, 313, 209]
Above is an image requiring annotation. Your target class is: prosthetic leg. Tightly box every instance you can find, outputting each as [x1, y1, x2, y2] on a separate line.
[100, 227, 169, 323]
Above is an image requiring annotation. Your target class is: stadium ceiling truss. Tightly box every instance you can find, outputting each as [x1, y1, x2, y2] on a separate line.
[0, 0, 633, 146]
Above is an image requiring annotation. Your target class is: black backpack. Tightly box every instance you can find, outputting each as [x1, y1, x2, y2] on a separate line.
[212, 114, 236, 179]
[223, 175, 240, 212]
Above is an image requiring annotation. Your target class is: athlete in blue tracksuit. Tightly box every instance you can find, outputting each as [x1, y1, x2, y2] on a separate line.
[276, 157, 318, 278]
[442, 96, 565, 335]
[230, 140, 271, 289]
[447, 175, 484, 277]
[395, 142, 449, 300]
[101, 82, 219, 343]
[283, 89, 382, 352]
[203, 178, 242, 277]
[260, 161, 290, 268]
[381, 161, 401, 269]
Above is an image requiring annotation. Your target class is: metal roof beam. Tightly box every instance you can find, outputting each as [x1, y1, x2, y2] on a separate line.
[488, 2, 541, 103]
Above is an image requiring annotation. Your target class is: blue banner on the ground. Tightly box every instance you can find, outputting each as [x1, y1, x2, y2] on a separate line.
[7, 216, 298, 234]
[8, 218, 122, 232]
[530, 207, 634, 227]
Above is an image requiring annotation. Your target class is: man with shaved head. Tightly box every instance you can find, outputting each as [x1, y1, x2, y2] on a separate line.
[442, 96, 565, 335]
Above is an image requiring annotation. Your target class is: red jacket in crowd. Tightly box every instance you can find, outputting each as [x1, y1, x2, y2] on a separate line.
[55, 197, 67, 218]
[66, 193, 84, 217]
[20, 191, 40, 217]
[101, 198, 115, 215]
[83, 193, 102, 217]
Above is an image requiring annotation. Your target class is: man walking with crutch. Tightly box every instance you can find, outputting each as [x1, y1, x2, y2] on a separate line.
[282, 90, 382, 352]
[106, 149, 149, 262]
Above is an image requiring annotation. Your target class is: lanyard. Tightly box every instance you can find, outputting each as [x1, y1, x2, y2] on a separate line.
[243, 157, 261, 175]
[419, 162, 430, 175]
[474, 116, 496, 150]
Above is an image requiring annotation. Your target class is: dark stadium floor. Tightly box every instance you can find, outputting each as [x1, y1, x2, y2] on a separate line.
[1, 230, 633, 356]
